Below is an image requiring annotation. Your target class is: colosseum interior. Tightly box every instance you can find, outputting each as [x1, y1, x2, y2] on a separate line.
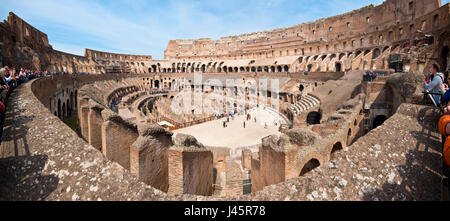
[0, 0, 449, 201]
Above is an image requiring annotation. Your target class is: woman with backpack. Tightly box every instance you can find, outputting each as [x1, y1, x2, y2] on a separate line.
[425, 63, 445, 107]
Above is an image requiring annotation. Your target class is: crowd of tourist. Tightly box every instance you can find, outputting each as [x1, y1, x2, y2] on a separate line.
[215, 106, 280, 130]
[0, 66, 47, 140]
[425, 63, 450, 194]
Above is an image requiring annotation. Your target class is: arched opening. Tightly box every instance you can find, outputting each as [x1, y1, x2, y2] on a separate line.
[74, 90, 78, 109]
[363, 49, 370, 56]
[270, 66, 275, 72]
[57, 99, 61, 119]
[299, 84, 304, 92]
[372, 48, 381, 59]
[154, 80, 160, 89]
[372, 115, 387, 129]
[335, 62, 342, 72]
[257, 66, 262, 72]
[234, 67, 238, 72]
[330, 142, 343, 159]
[201, 64, 206, 72]
[307, 64, 313, 72]
[306, 111, 321, 125]
[264, 66, 269, 72]
[299, 159, 320, 176]
[277, 66, 282, 72]
[283, 65, 289, 72]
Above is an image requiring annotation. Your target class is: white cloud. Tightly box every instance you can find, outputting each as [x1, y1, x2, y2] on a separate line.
[2, 0, 389, 59]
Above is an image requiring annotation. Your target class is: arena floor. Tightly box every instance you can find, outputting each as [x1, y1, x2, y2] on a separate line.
[173, 107, 283, 148]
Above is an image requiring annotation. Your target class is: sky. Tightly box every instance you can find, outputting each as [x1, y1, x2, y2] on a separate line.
[1, 0, 448, 59]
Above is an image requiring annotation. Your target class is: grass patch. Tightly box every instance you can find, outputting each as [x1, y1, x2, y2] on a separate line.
[64, 115, 78, 131]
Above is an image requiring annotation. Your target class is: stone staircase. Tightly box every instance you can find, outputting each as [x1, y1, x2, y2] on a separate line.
[288, 94, 320, 116]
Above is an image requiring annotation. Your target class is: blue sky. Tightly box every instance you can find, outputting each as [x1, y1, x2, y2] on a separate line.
[1, 0, 448, 59]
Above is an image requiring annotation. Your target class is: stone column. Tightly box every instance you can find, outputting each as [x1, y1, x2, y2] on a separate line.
[80, 104, 90, 140]
[241, 149, 252, 170]
[87, 100, 104, 150]
[167, 148, 183, 194]
[77, 96, 89, 139]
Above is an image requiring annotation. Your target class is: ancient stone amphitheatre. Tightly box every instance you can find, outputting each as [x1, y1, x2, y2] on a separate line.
[0, 0, 449, 201]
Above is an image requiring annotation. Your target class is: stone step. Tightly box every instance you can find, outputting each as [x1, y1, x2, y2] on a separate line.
[303, 96, 317, 107]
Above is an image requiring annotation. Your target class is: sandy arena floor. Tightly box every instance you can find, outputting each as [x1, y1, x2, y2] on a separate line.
[173, 107, 283, 148]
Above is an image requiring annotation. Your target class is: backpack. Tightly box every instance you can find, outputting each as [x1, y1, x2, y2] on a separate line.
[438, 115, 450, 166]
[0, 101, 5, 113]
[444, 137, 450, 166]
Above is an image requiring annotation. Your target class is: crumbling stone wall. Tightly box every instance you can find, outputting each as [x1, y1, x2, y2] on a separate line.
[250, 93, 365, 193]
[161, 0, 447, 75]
[101, 110, 138, 170]
[168, 134, 213, 196]
[250, 135, 295, 192]
[130, 124, 173, 192]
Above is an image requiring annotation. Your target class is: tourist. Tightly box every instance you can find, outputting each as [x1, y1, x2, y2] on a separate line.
[425, 63, 444, 107]
[243, 121, 245, 128]
[0, 67, 10, 103]
[437, 112, 450, 165]
[254, 117, 256, 123]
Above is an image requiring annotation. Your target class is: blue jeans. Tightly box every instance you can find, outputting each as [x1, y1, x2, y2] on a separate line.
[432, 94, 441, 107]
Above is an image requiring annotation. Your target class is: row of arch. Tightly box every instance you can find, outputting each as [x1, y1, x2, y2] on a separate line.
[146, 46, 394, 74]
[147, 63, 291, 73]
[53, 90, 77, 121]
[299, 113, 388, 177]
